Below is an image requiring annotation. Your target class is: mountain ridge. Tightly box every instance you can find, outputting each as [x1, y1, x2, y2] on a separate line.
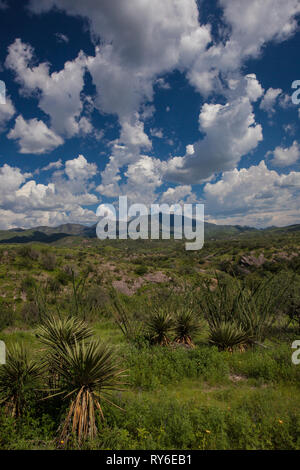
[0, 219, 299, 244]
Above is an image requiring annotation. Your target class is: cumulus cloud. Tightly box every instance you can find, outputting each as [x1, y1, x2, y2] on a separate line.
[160, 185, 193, 204]
[28, 0, 212, 151]
[165, 93, 263, 184]
[2, 0, 299, 228]
[26, 0, 300, 200]
[260, 88, 282, 115]
[8, 115, 64, 154]
[220, 0, 300, 62]
[5, 39, 91, 138]
[0, 96, 15, 131]
[97, 154, 166, 206]
[0, 155, 99, 229]
[267, 141, 300, 167]
[65, 154, 97, 180]
[204, 161, 300, 227]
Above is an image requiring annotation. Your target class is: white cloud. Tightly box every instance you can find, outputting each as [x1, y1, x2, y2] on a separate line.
[40, 159, 63, 172]
[204, 161, 300, 227]
[183, 1, 300, 96]
[260, 88, 282, 115]
[245, 74, 264, 102]
[26, 0, 300, 199]
[0, 156, 99, 229]
[165, 93, 263, 183]
[28, 0, 211, 144]
[220, 0, 300, 61]
[160, 185, 193, 204]
[0, 96, 15, 131]
[0, 164, 28, 196]
[65, 154, 97, 180]
[268, 140, 300, 167]
[3, 0, 298, 230]
[5, 39, 91, 138]
[8, 115, 64, 154]
[150, 128, 164, 139]
[97, 154, 166, 206]
[121, 156, 165, 205]
[186, 144, 195, 155]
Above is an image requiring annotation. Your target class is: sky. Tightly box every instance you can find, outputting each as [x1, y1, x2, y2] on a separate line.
[0, 0, 300, 230]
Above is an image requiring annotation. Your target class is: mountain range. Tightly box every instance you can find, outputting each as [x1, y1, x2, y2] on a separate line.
[0, 215, 300, 244]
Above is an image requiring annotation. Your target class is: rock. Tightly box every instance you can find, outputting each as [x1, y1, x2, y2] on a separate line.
[240, 253, 266, 267]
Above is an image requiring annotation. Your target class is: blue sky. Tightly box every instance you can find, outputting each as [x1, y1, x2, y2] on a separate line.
[0, 0, 300, 229]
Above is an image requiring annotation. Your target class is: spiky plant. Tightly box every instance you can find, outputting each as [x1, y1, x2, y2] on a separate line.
[200, 272, 292, 348]
[236, 274, 291, 344]
[0, 343, 43, 418]
[108, 289, 142, 342]
[174, 309, 201, 347]
[146, 309, 174, 345]
[36, 314, 94, 390]
[208, 321, 249, 352]
[36, 314, 93, 349]
[47, 340, 126, 444]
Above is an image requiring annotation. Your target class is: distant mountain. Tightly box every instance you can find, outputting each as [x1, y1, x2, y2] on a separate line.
[0, 218, 299, 244]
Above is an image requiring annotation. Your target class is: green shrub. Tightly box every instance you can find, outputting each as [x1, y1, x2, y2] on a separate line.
[40, 253, 56, 271]
[126, 345, 229, 390]
[134, 265, 148, 276]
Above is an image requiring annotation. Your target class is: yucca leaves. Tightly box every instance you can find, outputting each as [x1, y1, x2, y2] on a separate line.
[174, 309, 201, 346]
[208, 321, 249, 351]
[146, 309, 174, 345]
[0, 343, 43, 417]
[200, 272, 292, 349]
[47, 340, 126, 443]
[36, 314, 93, 349]
[35, 314, 126, 444]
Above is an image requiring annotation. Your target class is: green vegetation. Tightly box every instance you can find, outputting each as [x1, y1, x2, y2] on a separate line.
[0, 229, 300, 449]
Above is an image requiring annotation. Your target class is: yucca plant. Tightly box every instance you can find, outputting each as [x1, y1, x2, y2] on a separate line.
[146, 309, 174, 346]
[0, 343, 43, 418]
[36, 314, 93, 349]
[208, 321, 249, 352]
[47, 340, 126, 444]
[174, 309, 201, 347]
[36, 314, 94, 390]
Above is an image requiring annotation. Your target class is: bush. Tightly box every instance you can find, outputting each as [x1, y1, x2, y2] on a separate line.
[0, 301, 14, 331]
[134, 265, 148, 276]
[228, 344, 300, 384]
[18, 246, 39, 261]
[40, 253, 56, 271]
[20, 302, 40, 326]
[125, 345, 229, 390]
